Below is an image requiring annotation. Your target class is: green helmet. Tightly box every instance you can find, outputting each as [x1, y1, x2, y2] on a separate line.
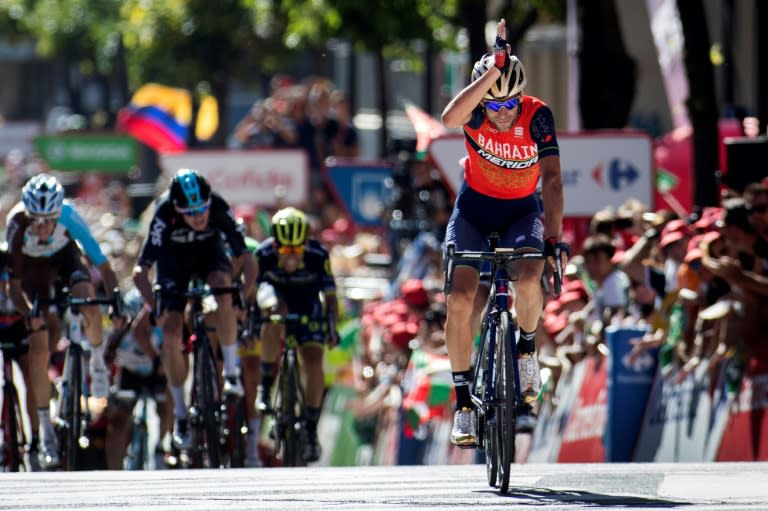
[271, 207, 309, 246]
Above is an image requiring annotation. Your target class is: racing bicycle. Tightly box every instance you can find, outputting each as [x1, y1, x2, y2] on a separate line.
[156, 280, 241, 469]
[443, 233, 563, 493]
[52, 288, 123, 471]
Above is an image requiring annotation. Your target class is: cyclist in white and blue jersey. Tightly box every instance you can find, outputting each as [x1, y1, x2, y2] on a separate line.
[5, 173, 123, 469]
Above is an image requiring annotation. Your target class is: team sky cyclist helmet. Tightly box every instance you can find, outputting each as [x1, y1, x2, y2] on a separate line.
[170, 168, 212, 214]
[22, 173, 65, 218]
[271, 207, 309, 247]
[471, 53, 527, 101]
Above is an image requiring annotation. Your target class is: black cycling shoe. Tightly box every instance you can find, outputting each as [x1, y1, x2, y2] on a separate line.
[515, 403, 538, 434]
[302, 431, 321, 463]
[256, 385, 273, 414]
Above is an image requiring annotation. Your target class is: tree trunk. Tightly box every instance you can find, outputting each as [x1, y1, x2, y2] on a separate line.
[375, 47, 388, 158]
[459, 0, 488, 62]
[677, 0, 720, 207]
[757, 1, 768, 128]
[210, 74, 230, 148]
[424, 38, 434, 114]
[579, 0, 636, 129]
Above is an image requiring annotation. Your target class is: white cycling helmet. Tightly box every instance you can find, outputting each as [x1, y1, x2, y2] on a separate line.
[471, 53, 527, 101]
[22, 173, 64, 217]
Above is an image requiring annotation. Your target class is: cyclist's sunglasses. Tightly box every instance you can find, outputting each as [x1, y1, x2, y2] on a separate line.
[26, 213, 58, 226]
[483, 95, 521, 112]
[176, 201, 211, 217]
[277, 245, 305, 255]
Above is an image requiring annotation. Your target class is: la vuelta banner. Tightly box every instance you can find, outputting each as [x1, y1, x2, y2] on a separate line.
[716, 372, 768, 461]
[557, 356, 608, 462]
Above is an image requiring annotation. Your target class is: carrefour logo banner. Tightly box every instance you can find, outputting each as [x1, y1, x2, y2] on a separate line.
[430, 132, 652, 216]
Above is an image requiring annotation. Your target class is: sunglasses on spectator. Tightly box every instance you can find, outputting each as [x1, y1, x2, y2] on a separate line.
[483, 96, 521, 112]
[277, 245, 305, 255]
[177, 202, 210, 217]
[749, 204, 768, 214]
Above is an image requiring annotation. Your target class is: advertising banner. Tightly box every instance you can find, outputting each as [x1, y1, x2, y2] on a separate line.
[716, 373, 768, 461]
[34, 135, 138, 172]
[633, 363, 718, 462]
[160, 149, 308, 208]
[605, 325, 657, 462]
[324, 160, 392, 228]
[557, 356, 608, 462]
[528, 359, 588, 463]
[429, 132, 652, 216]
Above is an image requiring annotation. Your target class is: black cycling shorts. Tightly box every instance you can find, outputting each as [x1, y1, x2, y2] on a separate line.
[154, 237, 233, 313]
[20, 241, 91, 302]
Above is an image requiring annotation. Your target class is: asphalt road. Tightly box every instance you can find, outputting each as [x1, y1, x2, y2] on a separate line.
[1, 462, 767, 510]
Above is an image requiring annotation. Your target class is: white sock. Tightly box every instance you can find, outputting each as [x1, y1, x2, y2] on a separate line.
[90, 342, 106, 370]
[170, 385, 188, 419]
[221, 344, 239, 377]
[248, 418, 262, 457]
[38, 408, 55, 443]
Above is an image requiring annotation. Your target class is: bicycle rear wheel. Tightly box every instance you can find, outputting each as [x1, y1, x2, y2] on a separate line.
[496, 311, 516, 493]
[2, 383, 26, 471]
[276, 353, 302, 467]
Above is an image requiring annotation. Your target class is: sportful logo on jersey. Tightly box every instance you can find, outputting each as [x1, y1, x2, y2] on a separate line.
[514, 127, 524, 137]
[150, 217, 166, 246]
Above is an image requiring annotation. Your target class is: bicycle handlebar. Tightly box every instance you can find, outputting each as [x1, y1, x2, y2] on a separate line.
[443, 243, 563, 296]
[67, 287, 124, 314]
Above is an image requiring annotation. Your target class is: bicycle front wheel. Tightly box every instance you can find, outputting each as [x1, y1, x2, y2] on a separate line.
[199, 344, 222, 469]
[59, 349, 83, 471]
[222, 396, 248, 468]
[496, 311, 516, 493]
[475, 326, 497, 488]
[276, 353, 302, 467]
[2, 384, 26, 471]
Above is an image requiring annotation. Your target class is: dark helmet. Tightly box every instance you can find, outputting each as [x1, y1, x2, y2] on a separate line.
[169, 169, 211, 211]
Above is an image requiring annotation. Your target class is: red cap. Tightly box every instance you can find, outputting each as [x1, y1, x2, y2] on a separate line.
[660, 230, 685, 250]
[684, 248, 704, 263]
[543, 312, 568, 337]
[400, 279, 429, 309]
[661, 219, 691, 239]
[388, 322, 419, 351]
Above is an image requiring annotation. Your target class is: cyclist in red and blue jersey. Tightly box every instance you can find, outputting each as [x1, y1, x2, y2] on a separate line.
[132, 169, 257, 450]
[253, 207, 340, 463]
[441, 18, 568, 446]
[5, 173, 124, 468]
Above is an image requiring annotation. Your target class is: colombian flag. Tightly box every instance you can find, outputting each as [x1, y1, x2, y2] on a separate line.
[117, 83, 192, 153]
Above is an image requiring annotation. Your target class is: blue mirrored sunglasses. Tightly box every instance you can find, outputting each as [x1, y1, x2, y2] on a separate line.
[484, 96, 521, 112]
[178, 202, 210, 216]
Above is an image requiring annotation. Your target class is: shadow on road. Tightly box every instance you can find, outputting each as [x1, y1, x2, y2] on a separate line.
[482, 487, 691, 507]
